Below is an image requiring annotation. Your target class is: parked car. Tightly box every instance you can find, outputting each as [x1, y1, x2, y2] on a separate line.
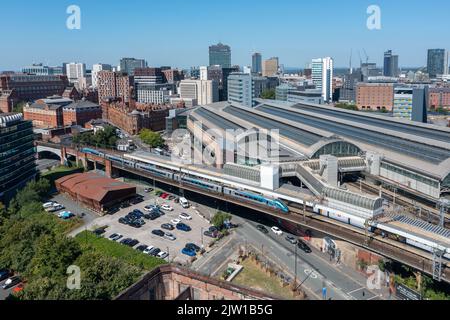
[176, 223, 191, 232]
[203, 230, 217, 238]
[170, 218, 181, 225]
[256, 225, 269, 234]
[108, 233, 123, 241]
[149, 248, 161, 256]
[297, 240, 312, 253]
[161, 223, 174, 231]
[93, 227, 107, 236]
[119, 202, 130, 209]
[157, 251, 169, 259]
[136, 245, 148, 252]
[58, 211, 74, 220]
[118, 217, 129, 225]
[46, 204, 64, 212]
[0, 269, 12, 282]
[152, 229, 165, 237]
[164, 232, 176, 241]
[271, 226, 283, 235]
[181, 247, 196, 257]
[143, 246, 155, 255]
[185, 243, 201, 252]
[161, 204, 173, 211]
[42, 201, 56, 209]
[179, 212, 192, 220]
[179, 197, 189, 208]
[285, 235, 298, 245]
[144, 205, 157, 212]
[144, 187, 153, 193]
[120, 238, 132, 245]
[2, 276, 21, 289]
[168, 195, 175, 201]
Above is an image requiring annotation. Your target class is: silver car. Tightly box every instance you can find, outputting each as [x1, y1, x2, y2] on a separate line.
[164, 232, 176, 241]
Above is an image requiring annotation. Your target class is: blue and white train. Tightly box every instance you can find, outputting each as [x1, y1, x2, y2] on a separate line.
[79, 148, 450, 259]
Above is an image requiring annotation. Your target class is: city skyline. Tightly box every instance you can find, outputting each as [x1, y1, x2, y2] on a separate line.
[1, 0, 450, 71]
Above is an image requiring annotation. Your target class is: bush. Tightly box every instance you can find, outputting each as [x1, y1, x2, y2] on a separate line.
[139, 129, 164, 148]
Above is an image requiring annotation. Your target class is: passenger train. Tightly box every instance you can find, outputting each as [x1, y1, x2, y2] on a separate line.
[80, 148, 450, 260]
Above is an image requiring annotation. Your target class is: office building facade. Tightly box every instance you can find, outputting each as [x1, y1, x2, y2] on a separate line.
[97, 71, 134, 103]
[66, 62, 86, 83]
[209, 43, 231, 68]
[0, 113, 36, 203]
[427, 49, 448, 78]
[22, 64, 64, 76]
[180, 80, 218, 106]
[227, 73, 253, 107]
[311, 57, 333, 102]
[262, 57, 279, 77]
[119, 58, 147, 75]
[393, 86, 428, 122]
[252, 53, 262, 74]
[383, 50, 399, 77]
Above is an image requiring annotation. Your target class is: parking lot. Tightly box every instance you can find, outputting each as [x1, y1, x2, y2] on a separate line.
[79, 185, 214, 264]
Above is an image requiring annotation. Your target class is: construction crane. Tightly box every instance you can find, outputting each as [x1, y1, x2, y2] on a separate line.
[362, 49, 369, 64]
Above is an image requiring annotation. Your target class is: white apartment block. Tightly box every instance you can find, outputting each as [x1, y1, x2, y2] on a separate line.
[66, 62, 86, 83]
[180, 80, 218, 105]
[311, 57, 333, 102]
[92, 63, 112, 88]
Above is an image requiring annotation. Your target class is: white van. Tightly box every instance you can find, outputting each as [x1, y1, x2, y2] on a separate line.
[179, 197, 189, 208]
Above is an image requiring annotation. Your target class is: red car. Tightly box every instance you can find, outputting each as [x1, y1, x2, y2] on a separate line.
[161, 193, 169, 199]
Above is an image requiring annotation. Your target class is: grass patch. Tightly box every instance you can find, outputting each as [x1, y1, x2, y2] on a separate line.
[75, 231, 166, 271]
[41, 165, 84, 186]
[232, 259, 294, 300]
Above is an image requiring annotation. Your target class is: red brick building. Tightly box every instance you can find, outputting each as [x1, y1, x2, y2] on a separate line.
[23, 102, 63, 128]
[0, 74, 69, 102]
[55, 172, 136, 212]
[0, 89, 18, 113]
[62, 100, 102, 127]
[356, 83, 394, 111]
[97, 71, 134, 103]
[101, 98, 183, 135]
[429, 87, 450, 110]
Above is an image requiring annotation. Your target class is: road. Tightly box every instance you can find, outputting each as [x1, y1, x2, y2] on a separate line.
[193, 212, 390, 300]
[36, 159, 60, 172]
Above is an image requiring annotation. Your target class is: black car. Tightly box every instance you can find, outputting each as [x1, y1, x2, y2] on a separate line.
[136, 245, 148, 252]
[2, 276, 21, 289]
[127, 239, 139, 247]
[108, 207, 120, 214]
[149, 248, 161, 256]
[120, 202, 130, 209]
[118, 217, 129, 225]
[120, 238, 132, 245]
[93, 227, 107, 236]
[203, 230, 217, 238]
[256, 225, 269, 234]
[152, 229, 165, 237]
[297, 240, 312, 253]
[185, 243, 201, 252]
[0, 269, 11, 282]
[285, 235, 298, 245]
[161, 223, 174, 231]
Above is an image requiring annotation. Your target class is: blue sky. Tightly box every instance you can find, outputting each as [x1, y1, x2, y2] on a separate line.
[1, 0, 449, 70]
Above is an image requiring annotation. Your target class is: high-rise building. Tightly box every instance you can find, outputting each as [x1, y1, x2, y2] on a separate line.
[340, 70, 364, 102]
[119, 58, 147, 75]
[179, 80, 218, 106]
[66, 62, 86, 83]
[97, 71, 134, 103]
[252, 53, 262, 74]
[221, 66, 240, 102]
[0, 113, 36, 203]
[427, 49, 449, 78]
[262, 57, 279, 77]
[227, 73, 253, 107]
[209, 43, 231, 68]
[383, 50, 399, 77]
[393, 86, 428, 123]
[311, 57, 333, 102]
[92, 64, 112, 88]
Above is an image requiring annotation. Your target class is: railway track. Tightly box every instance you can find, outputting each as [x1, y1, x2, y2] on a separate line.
[348, 181, 450, 228]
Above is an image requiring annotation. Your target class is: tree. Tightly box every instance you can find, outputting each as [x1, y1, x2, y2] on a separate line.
[212, 211, 232, 228]
[12, 101, 27, 113]
[139, 129, 164, 148]
[72, 125, 118, 148]
[260, 89, 276, 100]
[335, 103, 359, 111]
